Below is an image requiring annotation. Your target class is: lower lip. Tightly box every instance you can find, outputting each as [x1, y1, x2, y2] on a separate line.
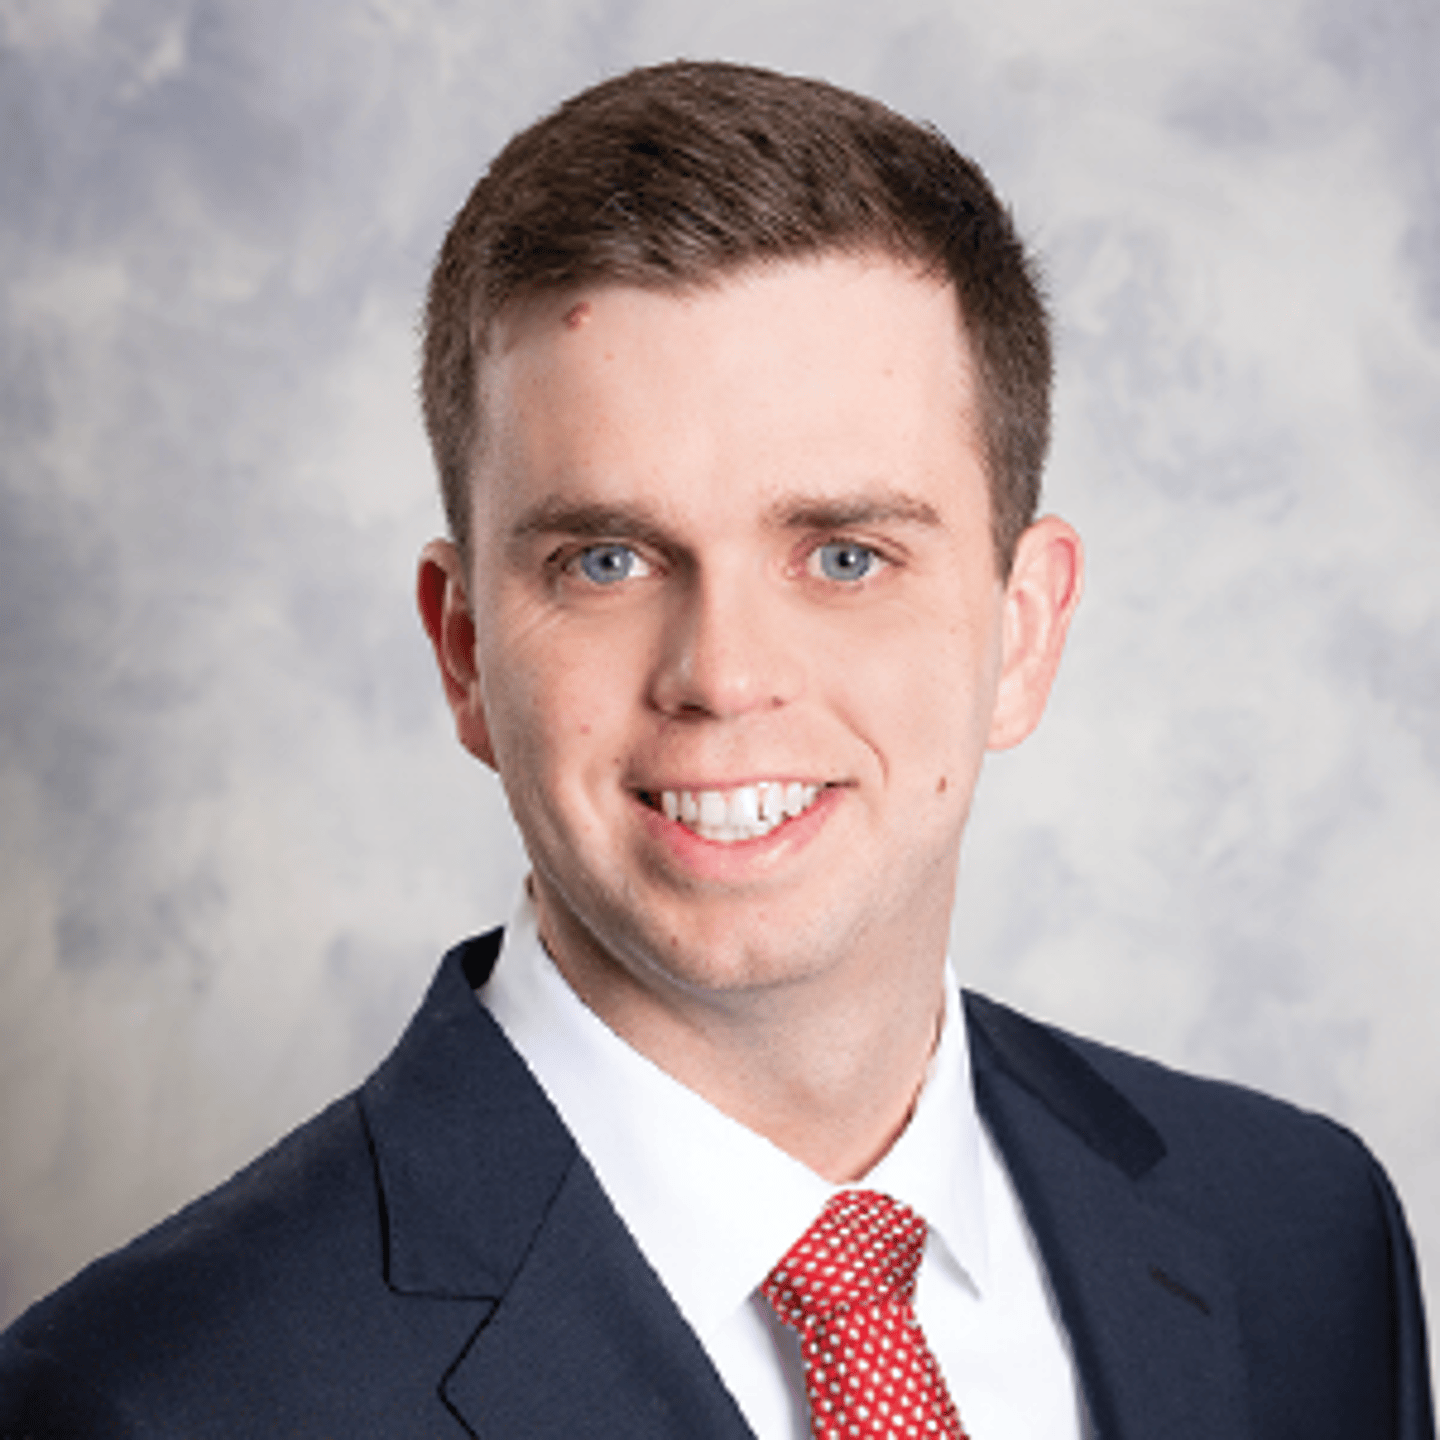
[633, 786, 843, 881]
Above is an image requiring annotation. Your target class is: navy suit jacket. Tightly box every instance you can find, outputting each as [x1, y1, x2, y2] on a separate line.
[1, 929, 1432, 1437]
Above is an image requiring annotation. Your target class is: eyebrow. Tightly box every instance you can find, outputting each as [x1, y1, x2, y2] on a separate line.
[508, 488, 944, 549]
[764, 490, 944, 532]
[508, 498, 678, 553]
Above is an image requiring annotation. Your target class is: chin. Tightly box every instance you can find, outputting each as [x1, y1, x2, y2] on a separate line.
[625, 902, 864, 1000]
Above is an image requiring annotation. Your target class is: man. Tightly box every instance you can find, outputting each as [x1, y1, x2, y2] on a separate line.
[0, 60, 1431, 1440]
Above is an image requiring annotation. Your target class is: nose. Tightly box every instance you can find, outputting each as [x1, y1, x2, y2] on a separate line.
[648, 566, 805, 720]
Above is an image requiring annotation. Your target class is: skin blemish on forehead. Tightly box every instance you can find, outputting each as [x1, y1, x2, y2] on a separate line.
[563, 301, 593, 330]
[936, 776, 948, 794]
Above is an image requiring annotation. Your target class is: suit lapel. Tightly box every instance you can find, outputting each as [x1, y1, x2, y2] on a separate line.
[966, 992, 1252, 1440]
[361, 933, 752, 1438]
[443, 1157, 753, 1436]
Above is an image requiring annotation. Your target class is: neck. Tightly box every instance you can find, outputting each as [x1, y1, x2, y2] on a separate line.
[540, 901, 951, 1183]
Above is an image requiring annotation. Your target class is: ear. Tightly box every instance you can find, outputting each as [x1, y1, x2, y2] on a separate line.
[417, 538, 498, 769]
[988, 516, 1084, 751]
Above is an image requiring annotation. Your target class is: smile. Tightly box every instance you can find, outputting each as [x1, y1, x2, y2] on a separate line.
[642, 781, 823, 843]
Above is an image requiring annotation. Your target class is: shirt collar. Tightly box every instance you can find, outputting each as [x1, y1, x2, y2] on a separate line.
[478, 888, 989, 1347]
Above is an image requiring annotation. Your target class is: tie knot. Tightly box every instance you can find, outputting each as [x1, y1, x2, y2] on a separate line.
[762, 1190, 927, 1327]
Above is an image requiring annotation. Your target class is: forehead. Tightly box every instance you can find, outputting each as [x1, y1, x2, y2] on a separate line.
[490, 251, 971, 379]
[472, 254, 985, 529]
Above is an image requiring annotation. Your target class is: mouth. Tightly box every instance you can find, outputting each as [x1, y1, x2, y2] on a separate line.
[638, 781, 825, 844]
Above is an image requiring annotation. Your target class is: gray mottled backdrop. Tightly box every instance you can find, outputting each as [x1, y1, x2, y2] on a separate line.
[2, 0, 1437, 1390]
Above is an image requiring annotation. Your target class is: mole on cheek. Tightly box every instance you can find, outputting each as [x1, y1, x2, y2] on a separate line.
[563, 301, 592, 330]
[936, 776, 948, 794]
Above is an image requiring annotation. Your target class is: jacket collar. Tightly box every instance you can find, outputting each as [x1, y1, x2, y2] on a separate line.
[965, 990, 1252, 1440]
[361, 930, 575, 1299]
[360, 932, 753, 1437]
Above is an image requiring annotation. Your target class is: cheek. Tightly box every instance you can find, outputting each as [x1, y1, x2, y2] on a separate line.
[481, 626, 634, 792]
[832, 613, 1000, 798]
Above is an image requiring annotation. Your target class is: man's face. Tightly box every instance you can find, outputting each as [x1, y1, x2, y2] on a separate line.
[423, 253, 1077, 1016]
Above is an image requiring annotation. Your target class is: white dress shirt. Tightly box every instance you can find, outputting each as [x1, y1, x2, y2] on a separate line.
[480, 889, 1088, 1439]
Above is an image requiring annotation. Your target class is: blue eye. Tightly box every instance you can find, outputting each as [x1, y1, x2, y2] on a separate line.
[576, 543, 648, 585]
[813, 541, 878, 583]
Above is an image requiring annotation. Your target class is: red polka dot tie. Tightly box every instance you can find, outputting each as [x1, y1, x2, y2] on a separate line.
[762, 1190, 969, 1440]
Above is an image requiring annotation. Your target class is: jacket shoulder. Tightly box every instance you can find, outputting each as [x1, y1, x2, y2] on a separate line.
[965, 987, 1387, 1197]
[0, 941, 517, 1437]
[0, 1095, 442, 1433]
[965, 990, 1434, 1438]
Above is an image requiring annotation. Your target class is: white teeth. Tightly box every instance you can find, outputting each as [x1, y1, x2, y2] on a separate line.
[655, 781, 822, 842]
[759, 783, 784, 825]
[729, 787, 759, 829]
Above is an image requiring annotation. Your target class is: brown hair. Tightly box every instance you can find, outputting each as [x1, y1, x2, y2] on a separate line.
[422, 60, 1051, 574]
